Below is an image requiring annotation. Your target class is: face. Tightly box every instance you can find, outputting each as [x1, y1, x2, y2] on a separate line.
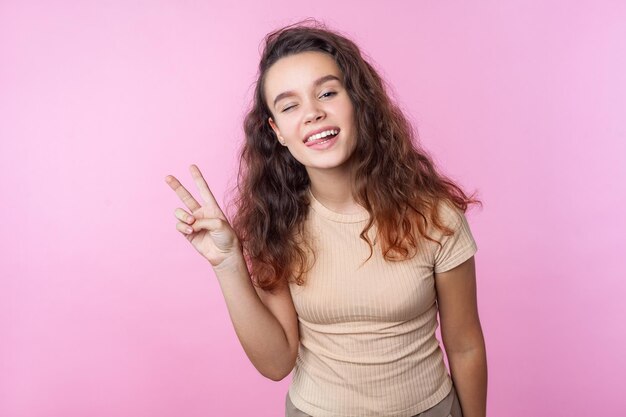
[264, 51, 357, 176]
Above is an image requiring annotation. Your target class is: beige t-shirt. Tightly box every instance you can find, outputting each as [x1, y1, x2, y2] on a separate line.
[287, 190, 478, 417]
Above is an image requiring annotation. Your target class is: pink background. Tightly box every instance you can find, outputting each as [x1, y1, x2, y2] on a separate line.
[1, 1, 625, 416]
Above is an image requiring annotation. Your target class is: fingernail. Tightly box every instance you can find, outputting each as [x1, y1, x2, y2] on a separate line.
[186, 227, 193, 234]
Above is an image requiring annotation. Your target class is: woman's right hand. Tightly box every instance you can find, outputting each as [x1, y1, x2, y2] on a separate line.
[165, 164, 242, 270]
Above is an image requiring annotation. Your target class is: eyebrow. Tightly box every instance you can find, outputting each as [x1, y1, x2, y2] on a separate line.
[272, 74, 342, 108]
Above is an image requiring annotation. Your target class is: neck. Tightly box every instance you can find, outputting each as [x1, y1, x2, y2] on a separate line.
[306, 164, 364, 214]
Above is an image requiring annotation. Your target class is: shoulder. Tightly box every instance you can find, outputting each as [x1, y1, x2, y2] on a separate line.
[423, 198, 466, 239]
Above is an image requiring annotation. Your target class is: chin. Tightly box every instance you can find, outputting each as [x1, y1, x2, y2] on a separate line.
[308, 158, 352, 171]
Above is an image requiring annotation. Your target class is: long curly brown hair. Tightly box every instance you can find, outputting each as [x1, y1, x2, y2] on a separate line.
[229, 20, 480, 292]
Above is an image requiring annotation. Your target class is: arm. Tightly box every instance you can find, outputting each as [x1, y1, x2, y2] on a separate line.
[213, 254, 300, 381]
[165, 166, 299, 381]
[435, 256, 487, 417]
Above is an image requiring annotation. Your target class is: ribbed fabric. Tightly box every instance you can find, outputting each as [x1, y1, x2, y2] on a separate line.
[287, 189, 478, 417]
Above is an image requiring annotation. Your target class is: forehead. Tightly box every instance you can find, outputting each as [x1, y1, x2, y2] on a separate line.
[264, 51, 342, 99]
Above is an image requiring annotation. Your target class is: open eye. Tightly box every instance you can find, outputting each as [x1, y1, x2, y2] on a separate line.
[320, 91, 337, 99]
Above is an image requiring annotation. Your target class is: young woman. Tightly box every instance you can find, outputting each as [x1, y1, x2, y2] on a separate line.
[165, 21, 487, 417]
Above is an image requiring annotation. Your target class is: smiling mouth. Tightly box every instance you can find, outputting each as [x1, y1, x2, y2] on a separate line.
[304, 129, 340, 144]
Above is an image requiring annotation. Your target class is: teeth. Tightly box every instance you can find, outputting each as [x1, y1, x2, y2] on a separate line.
[306, 129, 338, 143]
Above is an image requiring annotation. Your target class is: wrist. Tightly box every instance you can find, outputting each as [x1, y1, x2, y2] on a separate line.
[212, 250, 248, 277]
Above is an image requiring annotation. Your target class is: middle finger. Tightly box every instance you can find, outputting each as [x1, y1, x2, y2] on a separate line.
[189, 164, 226, 219]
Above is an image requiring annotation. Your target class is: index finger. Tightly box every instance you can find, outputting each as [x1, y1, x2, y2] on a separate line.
[165, 175, 202, 212]
[189, 164, 226, 219]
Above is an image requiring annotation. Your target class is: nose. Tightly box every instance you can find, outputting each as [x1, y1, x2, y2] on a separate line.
[303, 100, 325, 124]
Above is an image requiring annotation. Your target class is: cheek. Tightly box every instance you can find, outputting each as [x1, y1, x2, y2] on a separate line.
[276, 117, 298, 136]
[339, 102, 356, 125]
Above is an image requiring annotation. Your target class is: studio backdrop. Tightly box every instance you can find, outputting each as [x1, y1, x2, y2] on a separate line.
[1, 1, 624, 416]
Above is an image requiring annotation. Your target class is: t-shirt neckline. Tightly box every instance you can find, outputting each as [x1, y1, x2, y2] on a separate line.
[307, 188, 370, 223]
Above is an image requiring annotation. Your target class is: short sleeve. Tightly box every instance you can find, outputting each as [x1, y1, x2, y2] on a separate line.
[433, 202, 478, 273]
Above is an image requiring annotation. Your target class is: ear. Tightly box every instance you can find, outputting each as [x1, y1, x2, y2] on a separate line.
[268, 117, 286, 146]
[268, 117, 280, 136]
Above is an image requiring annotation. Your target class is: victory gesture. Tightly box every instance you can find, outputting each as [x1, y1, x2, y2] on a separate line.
[165, 164, 241, 269]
